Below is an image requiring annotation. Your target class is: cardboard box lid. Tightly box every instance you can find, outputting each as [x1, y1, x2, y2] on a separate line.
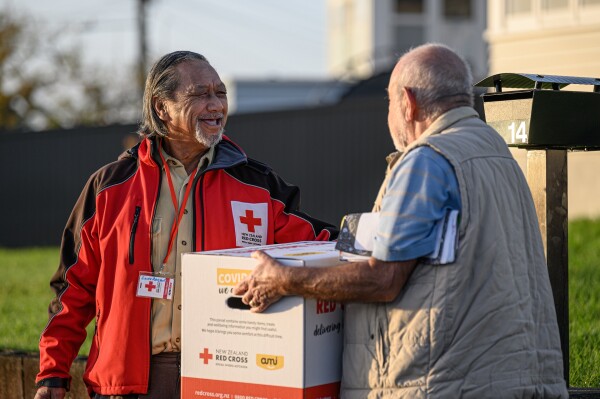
[184, 241, 338, 263]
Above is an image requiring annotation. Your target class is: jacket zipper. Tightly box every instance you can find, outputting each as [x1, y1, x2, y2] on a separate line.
[376, 306, 389, 373]
[196, 174, 206, 252]
[147, 138, 162, 390]
[129, 206, 141, 264]
[95, 308, 101, 346]
[89, 308, 101, 370]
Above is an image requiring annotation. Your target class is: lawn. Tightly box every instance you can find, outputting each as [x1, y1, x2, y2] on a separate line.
[0, 247, 94, 355]
[568, 218, 600, 387]
[0, 219, 599, 387]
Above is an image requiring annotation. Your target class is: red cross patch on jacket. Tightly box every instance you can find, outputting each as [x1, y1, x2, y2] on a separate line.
[231, 201, 268, 247]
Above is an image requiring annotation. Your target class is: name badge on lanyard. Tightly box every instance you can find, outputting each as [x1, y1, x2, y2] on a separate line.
[137, 271, 175, 300]
[135, 140, 196, 302]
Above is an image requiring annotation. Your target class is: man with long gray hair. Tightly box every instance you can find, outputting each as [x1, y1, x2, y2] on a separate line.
[234, 44, 568, 398]
[34, 51, 337, 399]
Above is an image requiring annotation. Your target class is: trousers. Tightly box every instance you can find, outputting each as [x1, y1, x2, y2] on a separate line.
[93, 352, 180, 399]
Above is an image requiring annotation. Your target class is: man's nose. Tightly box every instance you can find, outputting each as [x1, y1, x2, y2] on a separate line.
[206, 92, 224, 112]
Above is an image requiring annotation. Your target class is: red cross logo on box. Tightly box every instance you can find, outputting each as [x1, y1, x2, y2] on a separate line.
[240, 209, 262, 233]
[199, 347, 213, 364]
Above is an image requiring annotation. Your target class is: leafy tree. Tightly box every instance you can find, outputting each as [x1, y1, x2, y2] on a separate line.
[0, 10, 139, 131]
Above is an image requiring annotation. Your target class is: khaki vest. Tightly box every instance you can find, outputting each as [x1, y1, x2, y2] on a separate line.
[341, 107, 568, 399]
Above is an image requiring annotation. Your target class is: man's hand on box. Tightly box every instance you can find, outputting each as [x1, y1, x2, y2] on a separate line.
[233, 250, 285, 313]
[34, 387, 66, 399]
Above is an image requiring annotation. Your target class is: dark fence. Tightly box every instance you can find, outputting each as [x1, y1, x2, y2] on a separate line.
[0, 97, 394, 247]
[0, 125, 141, 247]
[226, 97, 393, 228]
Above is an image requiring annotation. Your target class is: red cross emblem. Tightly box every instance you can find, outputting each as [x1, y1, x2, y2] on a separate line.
[240, 209, 262, 233]
[199, 348, 213, 364]
[145, 281, 157, 292]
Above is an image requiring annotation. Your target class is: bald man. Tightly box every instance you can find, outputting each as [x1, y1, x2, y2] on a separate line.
[234, 44, 568, 398]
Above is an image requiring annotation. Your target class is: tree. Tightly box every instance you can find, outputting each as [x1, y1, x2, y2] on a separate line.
[0, 10, 139, 131]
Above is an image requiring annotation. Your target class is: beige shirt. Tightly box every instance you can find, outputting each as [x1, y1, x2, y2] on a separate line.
[150, 145, 215, 355]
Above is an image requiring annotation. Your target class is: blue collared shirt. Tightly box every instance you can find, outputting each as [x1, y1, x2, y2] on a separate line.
[372, 146, 462, 262]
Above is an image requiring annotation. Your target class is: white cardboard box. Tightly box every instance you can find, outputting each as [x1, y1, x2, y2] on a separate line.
[181, 241, 345, 399]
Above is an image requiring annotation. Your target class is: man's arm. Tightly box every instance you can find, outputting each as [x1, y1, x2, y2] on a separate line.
[37, 174, 101, 390]
[233, 250, 416, 312]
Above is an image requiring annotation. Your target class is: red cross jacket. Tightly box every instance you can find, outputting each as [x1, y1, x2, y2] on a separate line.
[36, 136, 337, 396]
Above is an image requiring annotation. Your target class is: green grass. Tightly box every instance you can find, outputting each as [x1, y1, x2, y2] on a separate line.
[1, 219, 599, 387]
[569, 219, 600, 387]
[0, 247, 93, 355]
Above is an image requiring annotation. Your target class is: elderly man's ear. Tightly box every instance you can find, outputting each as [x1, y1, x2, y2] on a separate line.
[153, 97, 171, 122]
[402, 87, 417, 122]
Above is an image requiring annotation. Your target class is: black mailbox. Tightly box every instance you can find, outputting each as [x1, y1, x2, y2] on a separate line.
[474, 73, 600, 149]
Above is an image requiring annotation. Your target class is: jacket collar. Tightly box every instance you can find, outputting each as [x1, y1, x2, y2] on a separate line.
[208, 135, 247, 171]
[122, 134, 247, 171]
[404, 106, 479, 154]
[419, 106, 479, 141]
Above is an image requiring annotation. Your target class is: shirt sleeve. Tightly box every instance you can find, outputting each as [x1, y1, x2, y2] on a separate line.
[372, 146, 461, 262]
[37, 173, 100, 385]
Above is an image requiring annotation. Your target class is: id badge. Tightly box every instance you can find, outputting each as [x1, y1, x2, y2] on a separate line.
[136, 272, 175, 300]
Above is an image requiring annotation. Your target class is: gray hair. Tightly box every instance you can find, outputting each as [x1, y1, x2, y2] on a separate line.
[396, 43, 473, 119]
[139, 51, 209, 137]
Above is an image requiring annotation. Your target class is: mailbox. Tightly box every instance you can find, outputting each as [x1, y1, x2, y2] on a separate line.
[474, 73, 600, 149]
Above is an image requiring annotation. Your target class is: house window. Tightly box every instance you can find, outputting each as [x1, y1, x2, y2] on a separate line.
[506, 0, 532, 15]
[395, 0, 424, 13]
[444, 0, 472, 18]
[542, 0, 569, 10]
[394, 26, 425, 55]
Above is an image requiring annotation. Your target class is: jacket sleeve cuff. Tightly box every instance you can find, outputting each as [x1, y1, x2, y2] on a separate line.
[35, 377, 70, 391]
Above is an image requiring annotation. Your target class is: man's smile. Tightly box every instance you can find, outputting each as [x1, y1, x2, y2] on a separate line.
[199, 114, 224, 128]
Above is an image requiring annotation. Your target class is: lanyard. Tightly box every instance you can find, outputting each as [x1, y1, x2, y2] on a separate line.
[158, 142, 198, 269]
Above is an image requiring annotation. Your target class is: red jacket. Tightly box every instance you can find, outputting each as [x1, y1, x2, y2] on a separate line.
[36, 136, 336, 395]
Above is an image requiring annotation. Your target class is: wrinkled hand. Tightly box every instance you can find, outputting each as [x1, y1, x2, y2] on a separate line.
[34, 387, 66, 399]
[232, 250, 285, 313]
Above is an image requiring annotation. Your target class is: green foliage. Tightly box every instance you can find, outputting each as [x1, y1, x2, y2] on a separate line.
[569, 219, 600, 387]
[0, 247, 92, 355]
[0, 9, 138, 131]
[1, 219, 599, 386]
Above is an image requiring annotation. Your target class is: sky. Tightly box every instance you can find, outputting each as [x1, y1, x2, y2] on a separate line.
[1, 0, 329, 80]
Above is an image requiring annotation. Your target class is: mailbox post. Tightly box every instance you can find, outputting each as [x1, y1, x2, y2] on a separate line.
[475, 73, 600, 397]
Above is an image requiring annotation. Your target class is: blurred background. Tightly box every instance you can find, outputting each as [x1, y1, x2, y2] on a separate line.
[1, 0, 600, 247]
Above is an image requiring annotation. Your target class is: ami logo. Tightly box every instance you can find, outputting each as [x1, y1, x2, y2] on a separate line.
[256, 354, 284, 370]
[199, 348, 213, 365]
